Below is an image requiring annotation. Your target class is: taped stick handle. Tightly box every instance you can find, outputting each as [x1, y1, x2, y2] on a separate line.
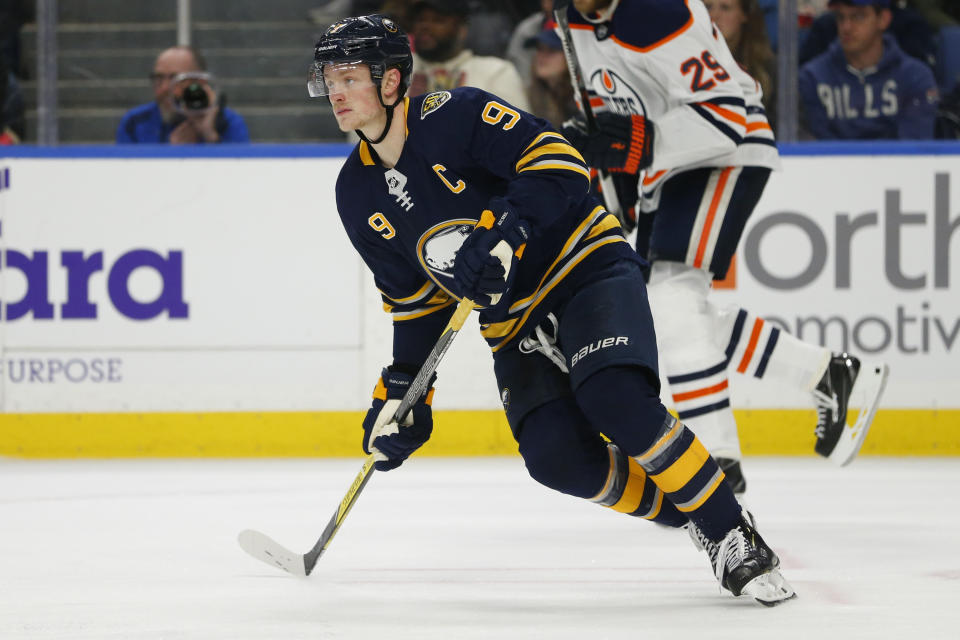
[301, 297, 477, 574]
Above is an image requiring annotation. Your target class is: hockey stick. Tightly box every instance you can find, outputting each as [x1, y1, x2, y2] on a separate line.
[238, 297, 477, 577]
[552, 0, 625, 225]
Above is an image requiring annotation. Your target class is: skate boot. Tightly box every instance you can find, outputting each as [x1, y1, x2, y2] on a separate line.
[813, 353, 890, 466]
[688, 517, 796, 606]
[717, 457, 747, 496]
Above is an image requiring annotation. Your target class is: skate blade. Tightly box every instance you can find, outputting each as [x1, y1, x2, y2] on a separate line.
[739, 569, 797, 607]
[828, 362, 890, 467]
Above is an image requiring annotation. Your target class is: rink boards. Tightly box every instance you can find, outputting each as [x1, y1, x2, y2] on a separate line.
[0, 143, 957, 457]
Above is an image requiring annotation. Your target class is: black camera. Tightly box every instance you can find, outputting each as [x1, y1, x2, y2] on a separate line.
[181, 82, 209, 111]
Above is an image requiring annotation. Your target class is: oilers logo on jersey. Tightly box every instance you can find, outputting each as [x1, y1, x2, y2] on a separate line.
[589, 68, 646, 117]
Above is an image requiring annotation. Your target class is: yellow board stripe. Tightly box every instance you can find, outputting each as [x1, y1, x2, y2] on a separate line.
[0, 409, 957, 458]
[610, 457, 647, 513]
[649, 437, 710, 493]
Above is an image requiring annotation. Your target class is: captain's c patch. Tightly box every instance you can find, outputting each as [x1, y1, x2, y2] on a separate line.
[421, 91, 452, 119]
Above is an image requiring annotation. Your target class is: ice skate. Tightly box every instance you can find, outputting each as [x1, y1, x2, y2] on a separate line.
[813, 353, 890, 466]
[688, 517, 796, 606]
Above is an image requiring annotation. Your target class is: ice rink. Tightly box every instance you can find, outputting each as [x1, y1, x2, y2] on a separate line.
[1, 456, 957, 639]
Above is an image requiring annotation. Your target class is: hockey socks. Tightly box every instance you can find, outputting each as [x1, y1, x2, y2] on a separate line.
[590, 442, 688, 527]
[632, 414, 741, 541]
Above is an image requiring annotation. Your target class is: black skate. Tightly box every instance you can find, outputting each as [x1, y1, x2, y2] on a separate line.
[813, 353, 889, 466]
[717, 457, 747, 496]
[688, 517, 796, 606]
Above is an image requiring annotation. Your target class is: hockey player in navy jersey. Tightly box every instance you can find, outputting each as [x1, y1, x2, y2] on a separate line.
[558, 0, 889, 493]
[312, 13, 795, 605]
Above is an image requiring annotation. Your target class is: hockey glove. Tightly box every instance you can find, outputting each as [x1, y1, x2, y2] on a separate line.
[453, 198, 529, 308]
[563, 112, 655, 174]
[591, 170, 640, 234]
[362, 366, 436, 472]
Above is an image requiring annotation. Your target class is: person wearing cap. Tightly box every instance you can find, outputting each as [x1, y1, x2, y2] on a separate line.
[407, 0, 531, 111]
[524, 24, 576, 129]
[798, 0, 939, 139]
[506, 0, 555, 86]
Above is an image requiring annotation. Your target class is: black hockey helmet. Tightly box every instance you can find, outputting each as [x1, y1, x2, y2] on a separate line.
[309, 14, 413, 99]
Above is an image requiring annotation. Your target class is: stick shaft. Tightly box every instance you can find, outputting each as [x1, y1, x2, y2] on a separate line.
[553, 0, 624, 218]
[301, 298, 477, 574]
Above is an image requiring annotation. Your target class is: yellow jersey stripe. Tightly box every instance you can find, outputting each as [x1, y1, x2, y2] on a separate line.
[518, 161, 591, 181]
[391, 298, 456, 322]
[515, 142, 585, 172]
[381, 280, 436, 305]
[491, 235, 629, 351]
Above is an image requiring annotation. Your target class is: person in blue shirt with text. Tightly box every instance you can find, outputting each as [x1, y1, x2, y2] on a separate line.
[117, 46, 249, 144]
[799, 0, 939, 140]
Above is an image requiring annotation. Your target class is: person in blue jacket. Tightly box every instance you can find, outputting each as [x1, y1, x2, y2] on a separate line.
[117, 46, 249, 144]
[798, 0, 939, 140]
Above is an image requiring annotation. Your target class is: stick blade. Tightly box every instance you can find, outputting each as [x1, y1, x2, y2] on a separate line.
[238, 529, 308, 577]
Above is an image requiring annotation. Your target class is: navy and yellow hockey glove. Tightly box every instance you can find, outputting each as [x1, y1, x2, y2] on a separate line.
[362, 366, 436, 472]
[563, 112, 655, 174]
[453, 198, 529, 308]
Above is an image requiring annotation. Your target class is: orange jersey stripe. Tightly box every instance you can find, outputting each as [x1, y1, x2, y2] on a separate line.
[700, 102, 747, 128]
[693, 167, 733, 268]
[569, 1, 694, 53]
[746, 121, 773, 133]
[737, 318, 765, 373]
[673, 379, 729, 402]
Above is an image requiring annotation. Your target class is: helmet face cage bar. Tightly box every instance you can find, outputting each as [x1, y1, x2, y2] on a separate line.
[307, 61, 379, 98]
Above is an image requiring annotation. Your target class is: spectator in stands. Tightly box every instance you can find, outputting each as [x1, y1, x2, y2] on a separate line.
[407, 0, 531, 111]
[117, 46, 250, 144]
[524, 24, 576, 129]
[703, 0, 777, 123]
[799, 0, 939, 139]
[0, 53, 24, 143]
[800, 0, 937, 67]
[507, 0, 553, 86]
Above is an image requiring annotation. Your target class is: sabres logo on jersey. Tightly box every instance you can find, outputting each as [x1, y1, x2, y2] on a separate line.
[381, 17, 398, 33]
[589, 68, 647, 117]
[421, 91, 452, 120]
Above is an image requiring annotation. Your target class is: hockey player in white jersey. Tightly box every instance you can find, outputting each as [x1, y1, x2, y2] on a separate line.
[559, 0, 889, 495]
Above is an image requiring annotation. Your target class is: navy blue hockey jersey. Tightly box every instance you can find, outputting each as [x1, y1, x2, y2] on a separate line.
[335, 87, 640, 366]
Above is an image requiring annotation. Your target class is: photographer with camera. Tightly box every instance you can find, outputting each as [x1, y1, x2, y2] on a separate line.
[117, 46, 249, 144]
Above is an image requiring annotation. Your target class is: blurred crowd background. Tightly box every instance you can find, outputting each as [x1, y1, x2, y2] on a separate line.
[2, 0, 958, 145]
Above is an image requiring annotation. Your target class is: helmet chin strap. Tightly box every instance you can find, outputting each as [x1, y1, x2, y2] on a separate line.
[356, 85, 402, 145]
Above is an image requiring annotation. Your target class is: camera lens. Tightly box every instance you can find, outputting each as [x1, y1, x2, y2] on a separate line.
[182, 82, 209, 110]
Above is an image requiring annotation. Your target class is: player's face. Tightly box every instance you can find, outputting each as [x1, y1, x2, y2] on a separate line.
[324, 64, 383, 132]
[833, 5, 888, 58]
[572, 0, 614, 15]
[703, 0, 748, 45]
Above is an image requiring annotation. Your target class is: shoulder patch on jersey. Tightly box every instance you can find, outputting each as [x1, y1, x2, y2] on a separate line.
[421, 91, 452, 119]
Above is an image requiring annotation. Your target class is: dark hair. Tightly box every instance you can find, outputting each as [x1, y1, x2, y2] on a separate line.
[729, 0, 774, 104]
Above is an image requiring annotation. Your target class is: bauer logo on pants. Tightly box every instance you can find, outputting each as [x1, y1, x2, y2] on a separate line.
[571, 336, 630, 367]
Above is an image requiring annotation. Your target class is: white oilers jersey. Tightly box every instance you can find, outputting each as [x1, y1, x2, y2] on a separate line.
[563, 0, 780, 204]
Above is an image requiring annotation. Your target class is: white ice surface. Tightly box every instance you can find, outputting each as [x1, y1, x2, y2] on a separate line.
[1, 457, 958, 639]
